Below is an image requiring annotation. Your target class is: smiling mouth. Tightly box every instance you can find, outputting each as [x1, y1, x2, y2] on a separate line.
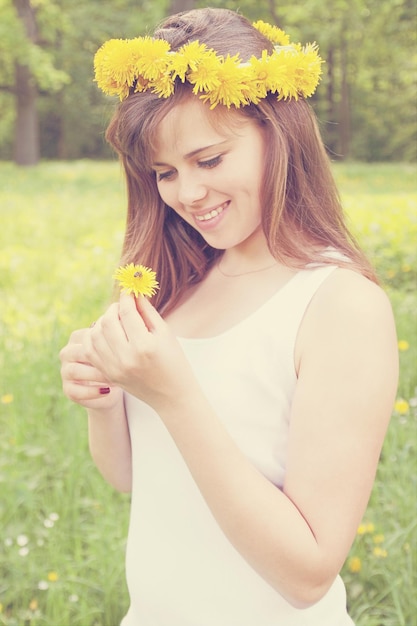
[195, 202, 228, 222]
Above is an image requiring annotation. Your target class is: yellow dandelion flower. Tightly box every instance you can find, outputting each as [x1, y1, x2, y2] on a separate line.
[172, 41, 209, 81]
[188, 51, 222, 93]
[47, 571, 59, 582]
[113, 263, 159, 298]
[265, 48, 299, 99]
[135, 37, 171, 81]
[398, 340, 409, 351]
[150, 73, 175, 98]
[201, 54, 250, 109]
[246, 51, 275, 100]
[133, 75, 150, 94]
[1, 394, 13, 404]
[253, 20, 290, 46]
[373, 534, 385, 544]
[94, 39, 139, 99]
[373, 546, 388, 558]
[29, 599, 38, 611]
[295, 43, 323, 97]
[394, 398, 409, 414]
[348, 556, 362, 573]
[357, 522, 375, 535]
[94, 24, 323, 105]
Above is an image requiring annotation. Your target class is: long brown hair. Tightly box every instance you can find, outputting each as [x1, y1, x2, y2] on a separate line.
[105, 8, 377, 313]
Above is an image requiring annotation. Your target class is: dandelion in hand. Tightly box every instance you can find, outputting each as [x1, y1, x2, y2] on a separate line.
[113, 263, 159, 297]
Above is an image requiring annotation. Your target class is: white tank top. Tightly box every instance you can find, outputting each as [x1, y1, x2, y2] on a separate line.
[121, 264, 355, 626]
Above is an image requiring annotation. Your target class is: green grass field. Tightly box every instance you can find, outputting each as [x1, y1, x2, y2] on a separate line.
[0, 161, 416, 626]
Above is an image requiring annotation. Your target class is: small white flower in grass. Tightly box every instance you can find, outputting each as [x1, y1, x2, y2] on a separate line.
[69, 594, 79, 603]
[49, 512, 59, 522]
[17, 534, 29, 546]
[19, 546, 29, 556]
[38, 580, 49, 591]
[44, 518, 54, 528]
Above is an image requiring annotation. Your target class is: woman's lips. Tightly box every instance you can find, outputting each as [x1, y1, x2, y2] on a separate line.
[194, 202, 228, 223]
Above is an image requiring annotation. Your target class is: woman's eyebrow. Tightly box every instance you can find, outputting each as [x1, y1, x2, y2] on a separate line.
[152, 139, 230, 166]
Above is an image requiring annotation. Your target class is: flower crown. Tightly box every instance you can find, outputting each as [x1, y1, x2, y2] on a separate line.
[94, 20, 323, 109]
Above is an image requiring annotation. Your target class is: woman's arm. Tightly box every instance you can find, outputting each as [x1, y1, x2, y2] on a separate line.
[84, 278, 398, 606]
[60, 328, 132, 492]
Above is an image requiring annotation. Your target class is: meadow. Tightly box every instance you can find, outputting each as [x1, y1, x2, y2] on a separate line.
[0, 160, 416, 626]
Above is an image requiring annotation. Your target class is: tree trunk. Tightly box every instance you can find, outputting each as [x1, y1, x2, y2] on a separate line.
[13, 0, 39, 166]
[169, 0, 195, 14]
[339, 36, 351, 159]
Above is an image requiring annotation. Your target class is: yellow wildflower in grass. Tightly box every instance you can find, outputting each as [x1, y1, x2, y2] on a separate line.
[373, 546, 388, 558]
[357, 522, 375, 535]
[113, 263, 159, 298]
[348, 556, 362, 573]
[1, 394, 13, 404]
[252, 20, 290, 46]
[373, 534, 385, 544]
[398, 340, 410, 351]
[47, 571, 59, 582]
[29, 599, 38, 611]
[394, 398, 409, 414]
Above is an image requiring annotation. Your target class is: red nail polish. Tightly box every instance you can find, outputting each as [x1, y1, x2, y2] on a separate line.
[99, 387, 110, 395]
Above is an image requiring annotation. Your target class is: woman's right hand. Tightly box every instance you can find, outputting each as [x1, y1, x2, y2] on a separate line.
[60, 327, 123, 411]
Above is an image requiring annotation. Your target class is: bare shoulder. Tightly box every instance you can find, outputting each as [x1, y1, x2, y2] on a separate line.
[310, 267, 395, 327]
[296, 267, 398, 373]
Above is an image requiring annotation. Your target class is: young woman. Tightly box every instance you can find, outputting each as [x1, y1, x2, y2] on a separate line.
[60, 8, 398, 625]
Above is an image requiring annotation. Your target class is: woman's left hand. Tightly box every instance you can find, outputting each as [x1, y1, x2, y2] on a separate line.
[83, 293, 196, 411]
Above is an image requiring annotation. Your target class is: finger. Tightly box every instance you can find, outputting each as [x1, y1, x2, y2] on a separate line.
[134, 294, 164, 333]
[61, 359, 110, 386]
[62, 379, 113, 405]
[60, 341, 92, 366]
[118, 292, 150, 337]
[92, 302, 130, 353]
[68, 328, 91, 344]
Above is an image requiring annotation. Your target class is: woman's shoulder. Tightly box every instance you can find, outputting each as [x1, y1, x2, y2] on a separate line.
[315, 267, 393, 316]
[295, 267, 397, 372]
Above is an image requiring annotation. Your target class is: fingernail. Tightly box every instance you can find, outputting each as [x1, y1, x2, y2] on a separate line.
[99, 387, 110, 395]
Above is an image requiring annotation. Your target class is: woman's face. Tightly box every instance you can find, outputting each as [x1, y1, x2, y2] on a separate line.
[151, 97, 266, 252]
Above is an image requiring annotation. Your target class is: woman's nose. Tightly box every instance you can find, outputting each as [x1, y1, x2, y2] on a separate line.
[177, 173, 208, 206]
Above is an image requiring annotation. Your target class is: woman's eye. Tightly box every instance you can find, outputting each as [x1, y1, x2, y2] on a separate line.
[156, 170, 175, 182]
[199, 155, 222, 169]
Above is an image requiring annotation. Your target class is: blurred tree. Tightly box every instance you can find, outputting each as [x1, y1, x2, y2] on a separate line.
[169, 0, 195, 11]
[0, 0, 69, 165]
[0, 0, 415, 162]
[40, 0, 168, 159]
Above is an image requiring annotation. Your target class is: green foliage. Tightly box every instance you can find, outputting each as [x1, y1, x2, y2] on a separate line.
[0, 0, 415, 161]
[0, 161, 416, 624]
